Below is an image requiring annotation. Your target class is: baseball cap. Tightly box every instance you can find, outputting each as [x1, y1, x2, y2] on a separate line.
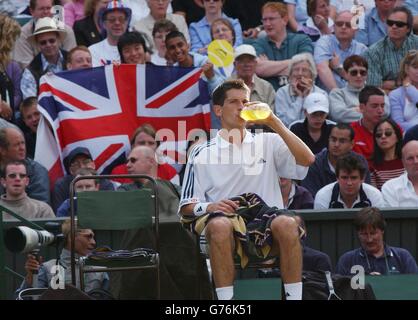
[303, 92, 329, 114]
[64, 147, 93, 174]
[234, 44, 257, 59]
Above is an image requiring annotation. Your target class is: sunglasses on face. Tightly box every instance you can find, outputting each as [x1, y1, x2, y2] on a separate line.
[335, 21, 352, 28]
[7, 173, 28, 179]
[348, 68, 367, 77]
[39, 38, 57, 46]
[386, 19, 408, 28]
[375, 130, 394, 139]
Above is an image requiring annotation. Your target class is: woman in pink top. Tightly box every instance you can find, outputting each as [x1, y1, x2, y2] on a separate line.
[64, 0, 86, 27]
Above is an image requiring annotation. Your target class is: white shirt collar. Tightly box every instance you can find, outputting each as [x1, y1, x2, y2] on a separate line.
[216, 129, 254, 149]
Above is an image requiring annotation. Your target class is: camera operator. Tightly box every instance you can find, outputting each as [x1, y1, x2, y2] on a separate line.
[16, 219, 109, 296]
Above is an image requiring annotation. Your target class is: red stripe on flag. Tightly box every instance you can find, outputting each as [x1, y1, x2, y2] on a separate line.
[48, 158, 64, 191]
[39, 83, 97, 111]
[146, 70, 202, 109]
[94, 143, 124, 169]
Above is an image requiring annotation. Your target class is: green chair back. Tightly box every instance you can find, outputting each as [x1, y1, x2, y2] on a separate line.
[77, 189, 155, 230]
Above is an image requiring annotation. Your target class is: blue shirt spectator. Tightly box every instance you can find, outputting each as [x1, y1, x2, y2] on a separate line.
[336, 246, 418, 276]
[404, 0, 418, 16]
[389, 84, 418, 132]
[363, 7, 418, 91]
[314, 34, 367, 89]
[189, 14, 243, 53]
[336, 207, 418, 276]
[355, 7, 388, 47]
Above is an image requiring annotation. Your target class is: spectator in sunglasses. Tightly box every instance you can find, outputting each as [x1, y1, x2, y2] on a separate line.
[0, 160, 54, 220]
[364, 6, 418, 93]
[314, 11, 367, 92]
[355, 0, 397, 47]
[20, 17, 68, 99]
[389, 49, 418, 131]
[370, 117, 404, 190]
[329, 55, 390, 123]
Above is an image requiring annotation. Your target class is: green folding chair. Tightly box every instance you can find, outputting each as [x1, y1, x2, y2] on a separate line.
[69, 174, 160, 299]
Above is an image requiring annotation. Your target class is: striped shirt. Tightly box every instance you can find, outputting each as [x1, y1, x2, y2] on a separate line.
[363, 34, 418, 87]
[370, 158, 405, 191]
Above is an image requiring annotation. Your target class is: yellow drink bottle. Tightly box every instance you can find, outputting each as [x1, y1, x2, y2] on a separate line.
[240, 103, 271, 121]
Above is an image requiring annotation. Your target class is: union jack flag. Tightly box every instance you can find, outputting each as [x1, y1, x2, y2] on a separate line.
[35, 64, 211, 187]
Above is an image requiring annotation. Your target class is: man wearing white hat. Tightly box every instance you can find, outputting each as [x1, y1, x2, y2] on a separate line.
[228, 44, 276, 112]
[20, 17, 68, 99]
[12, 0, 76, 69]
[289, 92, 335, 154]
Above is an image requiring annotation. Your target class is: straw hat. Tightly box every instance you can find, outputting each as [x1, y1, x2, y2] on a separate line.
[29, 17, 66, 44]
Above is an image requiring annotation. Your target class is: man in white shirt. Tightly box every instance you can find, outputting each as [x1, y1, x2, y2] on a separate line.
[179, 79, 315, 300]
[315, 153, 384, 209]
[382, 140, 418, 207]
[88, 1, 131, 67]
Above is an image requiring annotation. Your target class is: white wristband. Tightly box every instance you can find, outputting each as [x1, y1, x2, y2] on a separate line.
[193, 202, 210, 216]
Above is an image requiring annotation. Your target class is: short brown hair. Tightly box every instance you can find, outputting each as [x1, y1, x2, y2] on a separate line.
[67, 45, 91, 64]
[19, 97, 38, 114]
[354, 207, 386, 232]
[335, 153, 366, 179]
[152, 19, 178, 37]
[307, 0, 330, 17]
[262, 2, 288, 18]
[343, 55, 368, 72]
[212, 79, 250, 106]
